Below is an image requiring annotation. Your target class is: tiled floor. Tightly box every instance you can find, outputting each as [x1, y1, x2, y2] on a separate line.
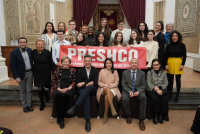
[1, 67, 200, 88]
[0, 105, 197, 134]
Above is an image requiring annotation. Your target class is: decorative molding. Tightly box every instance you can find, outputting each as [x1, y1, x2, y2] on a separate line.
[175, 0, 199, 37]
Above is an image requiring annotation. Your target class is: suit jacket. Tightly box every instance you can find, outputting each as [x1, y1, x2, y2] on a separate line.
[76, 66, 99, 90]
[51, 67, 76, 96]
[10, 47, 33, 80]
[121, 68, 146, 93]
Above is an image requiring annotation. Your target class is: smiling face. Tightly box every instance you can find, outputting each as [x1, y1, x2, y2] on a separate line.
[172, 33, 178, 43]
[46, 23, 53, 32]
[81, 26, 87, 34]
[88, 28, 94, 35]
[77, 33, 83, 42]
[101, 20, 107, 27]
[139, 23, 145, 32]
[18, 39, 27, 49]
[117, 33, 123, 42]
[130, 59, 139, 71]
[166, 24, 173, 33]
[147, 31, 155, 41]
[36, 41, 45, 51]
[153, 61, 161, 71]
[58, 23, 65, 31]
[131, 31, 137, 40]
[62, 58, 70, 69]
[155, 23, 161, 31]
[84, 57, 92, 68]
[106, 60, 112, 70]
[98, 34, 104, 43]
[118, 22, 125, 31]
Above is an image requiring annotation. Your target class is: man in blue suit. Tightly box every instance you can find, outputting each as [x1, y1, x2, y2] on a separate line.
[10, 37, 34, 113]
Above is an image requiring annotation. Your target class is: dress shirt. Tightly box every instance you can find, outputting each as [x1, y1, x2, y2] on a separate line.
[20, 48, 31, 71]
[85, 66, 91, 79]
[52, 39, 71, 64]
[128, 69, 137, 93]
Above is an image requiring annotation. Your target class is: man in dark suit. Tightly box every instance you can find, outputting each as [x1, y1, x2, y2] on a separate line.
[121, 58, 147, 131]
[10, 37, 34, 113]
[67, 54, 99, 132]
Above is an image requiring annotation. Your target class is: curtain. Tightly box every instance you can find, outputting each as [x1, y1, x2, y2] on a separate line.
[73, 0, 99, 31]
[118, 0, 146, 29]
[154, 1, 166, 25]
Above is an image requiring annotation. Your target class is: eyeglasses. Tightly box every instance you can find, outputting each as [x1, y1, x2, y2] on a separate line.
[153, 64, 160, 66]
[38, 38, 44, 40]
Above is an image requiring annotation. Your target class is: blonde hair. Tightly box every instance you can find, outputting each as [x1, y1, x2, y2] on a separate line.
[61, 56, 71, 64]
[35, 38, 45, 48]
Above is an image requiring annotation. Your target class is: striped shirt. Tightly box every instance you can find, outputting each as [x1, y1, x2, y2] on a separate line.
[41, 33, 58, 51]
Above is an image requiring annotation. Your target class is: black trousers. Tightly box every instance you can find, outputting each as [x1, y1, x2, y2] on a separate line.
[146, 91, 168, 114]
[53, 90, 74, 118]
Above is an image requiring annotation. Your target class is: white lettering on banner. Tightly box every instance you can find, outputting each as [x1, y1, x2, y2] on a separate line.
[78, 49, 86, 60]
[68, 48, 76, 59]
[107, 49, 117, 61]
[88, 49, 96, 61]
[118, 49, 127, 62]
[97, 49, 106, 61]
[129, 49, 138, 60]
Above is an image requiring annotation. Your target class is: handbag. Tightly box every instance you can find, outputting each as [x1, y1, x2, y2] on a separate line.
[150, 71, 167, 96]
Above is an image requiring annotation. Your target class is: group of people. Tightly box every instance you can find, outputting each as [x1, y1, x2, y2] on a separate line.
[9, 18, 187, 132]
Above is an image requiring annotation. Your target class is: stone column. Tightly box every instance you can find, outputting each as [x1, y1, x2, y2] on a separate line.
[0, 53, 10, 83]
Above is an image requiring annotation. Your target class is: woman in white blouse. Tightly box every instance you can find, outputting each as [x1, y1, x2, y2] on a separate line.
[144, 30, 159, 68]
[128, 29, 144, 47]
[41, 22, 58, 52]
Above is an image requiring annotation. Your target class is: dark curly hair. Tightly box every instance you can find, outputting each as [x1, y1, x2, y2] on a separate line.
[42, 22, 56, 34]
[169, 30, 183, 45]
[136, 21, 149, 41]
[94, 32, 108, 46]
[128, 29, 141, 45]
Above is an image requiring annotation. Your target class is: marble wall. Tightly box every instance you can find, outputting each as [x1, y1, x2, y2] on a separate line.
[174, 0, 200, 54]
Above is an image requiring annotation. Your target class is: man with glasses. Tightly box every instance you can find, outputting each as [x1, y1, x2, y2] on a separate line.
[10, 37, 34, 113]
[52, 30, 71, 67]
[65, 19, 79, 44]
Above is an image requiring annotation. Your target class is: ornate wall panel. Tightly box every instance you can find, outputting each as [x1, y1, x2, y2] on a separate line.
[175, 0, 199, 37]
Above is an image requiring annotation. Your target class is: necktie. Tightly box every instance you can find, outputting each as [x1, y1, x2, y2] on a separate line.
[132, 72, 136, 93]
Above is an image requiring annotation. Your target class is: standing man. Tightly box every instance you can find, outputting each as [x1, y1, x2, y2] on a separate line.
[121, 58, 147, 131]
[10, 37, 34, 113]
[67, 55, 99, 132]
[65, 19, 79, 44]
[52, 30, 71, 67]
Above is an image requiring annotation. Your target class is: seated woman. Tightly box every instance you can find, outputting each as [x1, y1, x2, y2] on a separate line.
[51, 56, 76, 129]
[97, 58, 122, 124]
[94, 32, 109, 47]
[146, 59, 168, 124]
[110, 31, 127, 47]
[72, 32, 87, 46]
[128, 29, 144, 47]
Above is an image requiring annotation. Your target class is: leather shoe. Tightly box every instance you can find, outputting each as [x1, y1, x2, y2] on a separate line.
[67, 105, 76, 115]
[139, 120, 145, 131]
[40, 103, 45, 111]
[153, 114, 158, 124]
[85, 120, 91, 132]
[59, 118, 64, 129]
[126, 115, 132, 124]
[57, 118, 60, 125]
[158, 114, 163, 124]
[23, 107, 29, 113]
[27, 106, 34, 112]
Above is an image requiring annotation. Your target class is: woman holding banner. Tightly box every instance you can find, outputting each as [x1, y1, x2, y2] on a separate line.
[72, 32, 87, 46]
[144, 30, 159, 69]
[94, 32, 109, 47]
[97, 58, 121, 124]
[128, 29, 144, 47]
[110, 32, 127, 47]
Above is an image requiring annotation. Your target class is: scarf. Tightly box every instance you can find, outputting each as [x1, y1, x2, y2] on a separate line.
[164, 30, 174, 45]
[37, 49, 44, 55]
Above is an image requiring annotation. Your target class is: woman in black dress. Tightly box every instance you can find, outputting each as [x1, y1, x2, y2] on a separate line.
[32, 38, 54, 111]
[155, 21, 165, 68]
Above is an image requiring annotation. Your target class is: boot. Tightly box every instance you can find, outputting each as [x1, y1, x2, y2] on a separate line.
[109, 103, 117, 116]
[102, 110, 108, 124]
[158, 113, 163, 124]
[38, 90, 45, 111]
[153, 113, 158, 124]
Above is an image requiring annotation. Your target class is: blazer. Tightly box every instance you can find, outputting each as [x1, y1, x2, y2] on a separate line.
[51, 67, 76, 96]
[76, 66, 99, 90]
[97, 69, 122, 102]
[10, 47, 33, 80]
[146, 69, 168, 92]
[121, 69, 146, 93]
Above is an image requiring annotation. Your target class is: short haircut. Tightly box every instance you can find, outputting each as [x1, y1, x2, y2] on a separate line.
[18, 37, 27, 43]
[117, 19, 125, 24]
[61, 56, 71, 64]
[166, 23, 174, 28]
[88, 26, 94, 30]
[57, 29, 65, 34]
[69, 19, 76, 24]
[130, 58, 139, 64]
[84, 54, 92, 60]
